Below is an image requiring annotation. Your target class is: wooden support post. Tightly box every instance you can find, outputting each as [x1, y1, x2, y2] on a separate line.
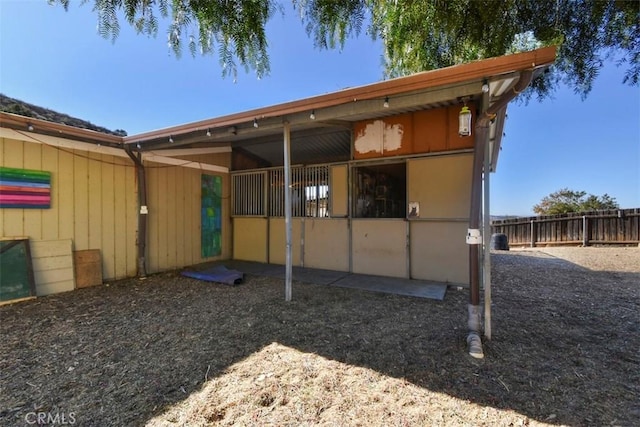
[530, 220, 535, 248]
[582, 215, 589, 246]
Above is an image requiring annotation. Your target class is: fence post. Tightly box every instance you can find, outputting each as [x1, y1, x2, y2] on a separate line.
[582, 215, 589, 246]
[530, 220, 535, 247]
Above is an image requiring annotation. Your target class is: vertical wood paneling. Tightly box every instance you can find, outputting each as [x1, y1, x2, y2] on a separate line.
[88, 153, 102, 250]
[165, 166, 177, 269]
[182, 168, 194, 265]
[2, 137, 142, 281]
[22, 142, 42, 239]
[55, 149, 74, 241]
[146, 165, 159, 273]
[41, 144, 59, 240]
[73, 149, 89, 250]
[174, 165, 186, 269]
[113, 157, 127, 278]
[101, 155, 116, 279]
[157, 164, 169, 270]
[124, 160, 137, 276]
[2, 139, 25, 237]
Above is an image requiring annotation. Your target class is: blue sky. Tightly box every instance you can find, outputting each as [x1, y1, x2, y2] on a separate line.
[1, 1, 638, 216]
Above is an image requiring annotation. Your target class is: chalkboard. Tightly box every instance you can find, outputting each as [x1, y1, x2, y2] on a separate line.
[0, 239, 36, 303]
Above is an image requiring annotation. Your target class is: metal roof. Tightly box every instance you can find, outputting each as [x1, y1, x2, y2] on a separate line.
[0, 47, 557, 169]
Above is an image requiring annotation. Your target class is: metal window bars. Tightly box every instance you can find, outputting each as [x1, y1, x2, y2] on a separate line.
[232, 165, 329, 217]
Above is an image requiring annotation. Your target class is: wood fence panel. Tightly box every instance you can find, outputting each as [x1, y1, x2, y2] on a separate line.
[492, 208, 640, 246]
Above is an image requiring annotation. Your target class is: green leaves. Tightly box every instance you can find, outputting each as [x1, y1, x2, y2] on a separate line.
[533, 188, 620, 215]
[50, 0, 639, 96]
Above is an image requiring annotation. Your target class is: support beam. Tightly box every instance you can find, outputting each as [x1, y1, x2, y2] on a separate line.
[283, 121, 293, 301]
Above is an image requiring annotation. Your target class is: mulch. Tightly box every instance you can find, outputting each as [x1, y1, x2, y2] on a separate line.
[0, 249, 638, 426]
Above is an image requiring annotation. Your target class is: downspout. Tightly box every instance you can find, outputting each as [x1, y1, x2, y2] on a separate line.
[125, 146, 148, 277]
[467, 69, 533, 358]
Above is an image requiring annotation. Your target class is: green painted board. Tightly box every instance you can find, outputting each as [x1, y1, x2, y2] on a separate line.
[201, 174, 222, 258]
[0, 239, 36, 302]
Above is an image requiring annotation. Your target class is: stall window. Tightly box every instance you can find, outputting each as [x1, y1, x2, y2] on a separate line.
[269, 165, 329, 217]
[232, 171, 265, 216]
[353, 162, 406, 218]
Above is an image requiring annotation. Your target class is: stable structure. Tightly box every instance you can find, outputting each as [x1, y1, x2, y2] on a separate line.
[0, 47, 557, 357]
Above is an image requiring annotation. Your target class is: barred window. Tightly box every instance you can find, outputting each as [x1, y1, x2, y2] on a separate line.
[232, 171, 265, 216]
[269, 165, 329, 217]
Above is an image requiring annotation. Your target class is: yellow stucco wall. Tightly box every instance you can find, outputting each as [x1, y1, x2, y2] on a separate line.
[0, 137, 137, 280]
[407, 153, 473, 219]
[407, 153, 472, 284]
[410, 221, 469, 284]
[268, 218, 302, 266]
[303, 218, 349, 271]
[232, 217, 268, 262]
[351, 219, 408, 278]
[330, 164, 348, 217]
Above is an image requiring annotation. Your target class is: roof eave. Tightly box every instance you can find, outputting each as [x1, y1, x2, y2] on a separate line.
[125, 46, 557, 144]
[0, 112, 124, 146]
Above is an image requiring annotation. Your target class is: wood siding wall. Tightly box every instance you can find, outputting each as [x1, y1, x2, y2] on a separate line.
[0, 137, 137, 280]
[1, 137, 232, 281]
[141, 155, 231, 274]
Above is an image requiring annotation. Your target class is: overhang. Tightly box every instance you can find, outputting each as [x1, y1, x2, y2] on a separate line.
[0, 46, 556, 169]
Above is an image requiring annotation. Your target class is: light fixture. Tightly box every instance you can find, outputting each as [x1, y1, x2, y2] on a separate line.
[309, 110, 316, 120]
[482, 79, 489, 93]
[136, 142, 142, 149]
[206, 128, 211, 137]
[458, 101, 472, 137]
[228, 126, 237, 135]
[383, 97, 389, 108]
[27, 124, 34, 132]
[169, 136, 174, 143]
[253, 118, 259, 128]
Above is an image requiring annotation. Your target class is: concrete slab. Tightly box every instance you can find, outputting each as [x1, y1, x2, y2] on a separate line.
[187, 260, 446, 300]
[292, 267, 349, 286]
[331, 274, 447, 300]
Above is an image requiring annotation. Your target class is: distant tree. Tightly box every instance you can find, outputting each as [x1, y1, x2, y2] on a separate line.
[49, 0, 639, 99]
[533, 188, 620, 215]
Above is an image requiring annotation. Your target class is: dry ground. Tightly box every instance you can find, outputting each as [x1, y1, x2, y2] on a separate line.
[1, 247, 638, 426]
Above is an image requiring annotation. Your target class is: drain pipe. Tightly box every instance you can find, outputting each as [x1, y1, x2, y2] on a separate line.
[467, 70, 534, 358]
[125, 146, 148, 277]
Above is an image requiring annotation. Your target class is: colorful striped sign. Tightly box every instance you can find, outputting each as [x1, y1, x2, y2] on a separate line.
[0, 167, 51, 209]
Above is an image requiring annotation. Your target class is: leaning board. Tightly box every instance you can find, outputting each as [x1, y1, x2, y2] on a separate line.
[30, 239, 75, 296]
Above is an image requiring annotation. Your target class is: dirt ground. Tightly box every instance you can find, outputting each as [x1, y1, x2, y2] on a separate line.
[1, 247, 638, 426]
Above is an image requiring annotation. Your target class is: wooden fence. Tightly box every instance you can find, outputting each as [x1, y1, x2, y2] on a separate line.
[491, 208, 640, 247]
